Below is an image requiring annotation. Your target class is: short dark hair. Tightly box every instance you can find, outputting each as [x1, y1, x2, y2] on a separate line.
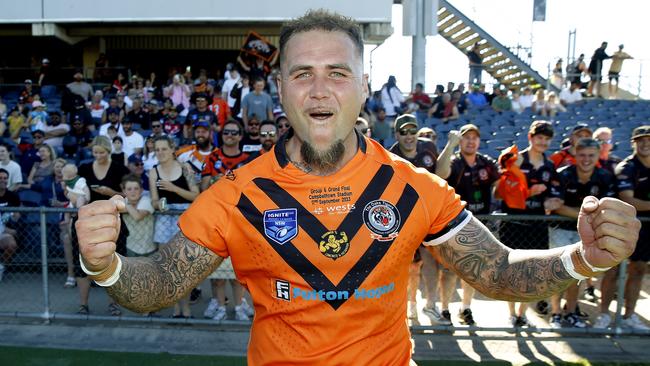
[0, 168, 8, 177]
[112, 136, 123, 144]
[0, 142, 11, 152]
[279, 9, 363, 61]
[223, 119, 244, 135]
[121, 174, 142, 189]
[260, 120, 277, 130]
[253, 76, 265, 85]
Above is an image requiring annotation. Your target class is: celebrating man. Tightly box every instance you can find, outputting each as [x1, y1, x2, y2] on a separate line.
[76, 10, 640, 365]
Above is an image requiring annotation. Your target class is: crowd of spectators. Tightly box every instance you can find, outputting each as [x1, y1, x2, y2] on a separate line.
[0, 53, 647, 331]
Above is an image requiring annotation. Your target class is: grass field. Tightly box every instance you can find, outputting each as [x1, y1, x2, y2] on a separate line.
[1, 346, 649, 366]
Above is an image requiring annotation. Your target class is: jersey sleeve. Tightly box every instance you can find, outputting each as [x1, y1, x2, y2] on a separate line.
[177, 181, 233, 258]
[421, 174, 471, 246]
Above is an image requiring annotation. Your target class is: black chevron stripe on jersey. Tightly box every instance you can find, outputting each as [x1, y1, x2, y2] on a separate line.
[236, 171, 419, 310]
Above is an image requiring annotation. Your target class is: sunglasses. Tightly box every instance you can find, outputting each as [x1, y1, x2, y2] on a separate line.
[597, 138, 612, 144]
[260, 131, 277, 137]
[152, 124, 162, 128]
[248, 123, 260, 126]
[278, 124, 290, 129]
[399, 128, 418, 136]
[419, 133, 435, 139]
[222, 129, 240, 136]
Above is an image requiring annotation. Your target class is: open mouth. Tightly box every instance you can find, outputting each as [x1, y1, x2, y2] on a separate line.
[309, 111, 334, 120]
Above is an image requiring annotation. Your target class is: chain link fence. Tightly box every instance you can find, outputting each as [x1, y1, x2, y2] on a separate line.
[0, 206, 647, 334]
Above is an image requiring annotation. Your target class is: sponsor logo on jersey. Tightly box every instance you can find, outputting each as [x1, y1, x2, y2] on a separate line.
[542, 171, 551, 182]
[479, 168, 488, 181]
[319, 230, 350, 259]
[274, 279, 291, 301]
[422, 154, 434, 167]
[363, 200, 401, 241]
[590, 185, 600, 195]
[312, 203, 356, 216]
[263, 208, 298, 245]
[225, 169, 236, 181]
[291, 282, 395, 301]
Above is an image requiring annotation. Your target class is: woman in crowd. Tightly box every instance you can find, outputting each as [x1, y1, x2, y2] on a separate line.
[148, 135, 198, 318]
[142, 135, 158, 171]
[74, 136, 130, 315]
[24, 143, 56, 188]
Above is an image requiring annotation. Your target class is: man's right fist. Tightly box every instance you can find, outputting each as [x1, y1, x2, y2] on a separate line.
[75, 195, 126, 272]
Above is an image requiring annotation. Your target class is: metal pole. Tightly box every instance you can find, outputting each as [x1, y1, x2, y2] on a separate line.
[411, 0, 427, 91]
[40, 210, 51, 323]
[613, 260, 628, 334]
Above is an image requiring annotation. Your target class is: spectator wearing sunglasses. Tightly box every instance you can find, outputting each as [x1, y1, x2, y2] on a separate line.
[200, 120, 251, 192]
[593, 127, 621, 174]
[258, 120, 278, 155]
[275, 115, 290, 137]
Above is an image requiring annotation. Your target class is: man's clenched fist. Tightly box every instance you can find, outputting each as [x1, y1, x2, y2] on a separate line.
[75, 195, 126, 272]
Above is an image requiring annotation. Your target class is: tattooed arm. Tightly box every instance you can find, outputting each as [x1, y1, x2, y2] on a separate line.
[107, 232, 223, 313]
[432, 195, 640, 301]
[431, 217, 575, 302]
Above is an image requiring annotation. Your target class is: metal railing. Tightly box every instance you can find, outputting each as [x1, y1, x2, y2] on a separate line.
[0, 206, 647, 336]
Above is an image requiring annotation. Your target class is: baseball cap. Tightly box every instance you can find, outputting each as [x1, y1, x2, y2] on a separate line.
[571, 123, 592, 135]
[106, 107, 120, 116]
[32, 100, 44, 108]
[529, 120, 554, 137]
[42, 58, 50, 64]
[394, 114, 418, 131]
[193, 121, 210, 129]
[631, 125, 650, 140]
[127, 154, 143, 164]
[24, 79, 32, 84]
[31, 129, 45, 137]
[459, 123, 481, 137]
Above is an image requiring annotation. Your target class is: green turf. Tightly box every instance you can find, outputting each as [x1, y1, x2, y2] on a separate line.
[1, 346, 649, 366]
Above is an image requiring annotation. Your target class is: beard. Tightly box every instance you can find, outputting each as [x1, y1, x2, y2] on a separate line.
[300, 139, 345, 174]
[196, 136, 210, 149]
[262, 140, 274, 151]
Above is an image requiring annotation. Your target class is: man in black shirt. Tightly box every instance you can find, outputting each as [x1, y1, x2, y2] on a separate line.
[126, 99, 152, 130]
[550, 138, 616, 329]
[596, 126, 650, 330]
[499, 120, 562, 327]
[0, 168, 20, 282]
[388, 114, 445, 325]
[185, 93, 217, 144]
[240, 115, 262, 153]
[436, 123, 499, 325]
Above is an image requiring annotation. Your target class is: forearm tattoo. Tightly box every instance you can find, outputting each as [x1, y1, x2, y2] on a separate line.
[435, 217, 575, 302]
[107, 232, 222, 313]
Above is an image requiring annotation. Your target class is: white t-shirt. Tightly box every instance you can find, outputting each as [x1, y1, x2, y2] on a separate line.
[559, 88, 583, 105]
[123, 194, 156, 255]
[122, 131, 144, 157]
[34, 122, 70, 148]
[222, 76, 240, 108]
[98, 122, 126, 139]
[0, 160, 22, 188]
[381, 86, 405, 116]
[88, 100, 109, 119]
[519, 94, 534, 109]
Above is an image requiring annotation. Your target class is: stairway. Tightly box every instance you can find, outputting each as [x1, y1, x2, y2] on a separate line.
[437, 0, 557, 92]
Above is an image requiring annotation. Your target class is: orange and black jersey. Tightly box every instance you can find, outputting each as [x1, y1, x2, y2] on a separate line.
[201, 148, 252, 177]
[179, 130, 469, 365]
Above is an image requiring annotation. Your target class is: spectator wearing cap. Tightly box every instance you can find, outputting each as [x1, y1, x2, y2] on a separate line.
[388, 114, 443, 325]
[126, 98, 151, 130]
[66, 95, 94, 131]
[121, 119, 144, 158]
[601, 126, 650, 331]
[19, 79, 39, 104]
[417, 127, 436, 141]
[436, 123, 500, 326]
[549, 123, 594, 169]
[185, 93, 217, 144]
[66, 71, 94, 102]
[241, 115, 263, 153]
[466, 84, 488, 109]
[68, 115, 93, 149]
[27, 101, 48, 131]
[161, 105, 184, 141]
[126, 155, 150, 192]
[548, 137, 616, 329]
[104, 97, 124, 124]
[242, 77, 274, 128]
[0, 143, 23, 192]
[498, 120, 562, 327]
[176, 120, 214, 185]
[145, 99, 162, 124]
[36, 111, 69, 149]
[99, 109, 126, 138]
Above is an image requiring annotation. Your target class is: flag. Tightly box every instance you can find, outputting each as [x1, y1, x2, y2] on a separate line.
[241, 32, 278, 62]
